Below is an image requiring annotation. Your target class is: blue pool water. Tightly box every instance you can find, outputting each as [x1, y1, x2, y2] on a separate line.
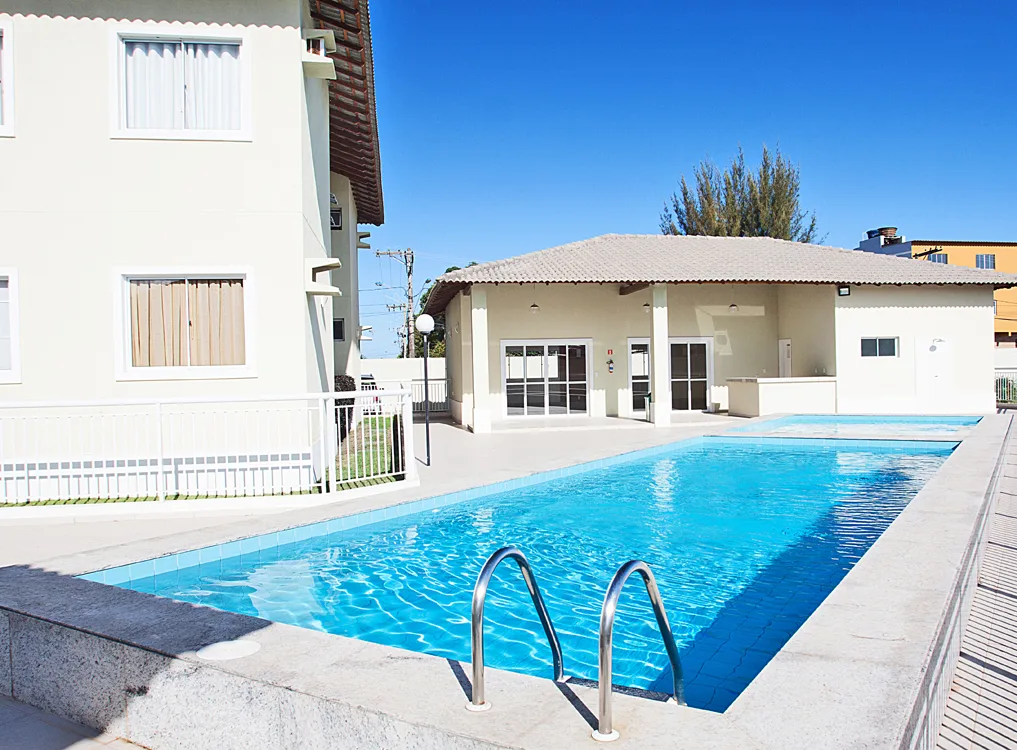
[86, 436, 955, 712]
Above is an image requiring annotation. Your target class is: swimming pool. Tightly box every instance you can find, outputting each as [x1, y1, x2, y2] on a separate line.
[733, 414, 980, 438]
[84, 436, 956, 712]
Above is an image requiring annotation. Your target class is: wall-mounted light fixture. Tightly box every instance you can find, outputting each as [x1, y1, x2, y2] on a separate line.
[837, 285, 850, 297]
[643, 302, 650, 314]
[530, 303, 540, 314]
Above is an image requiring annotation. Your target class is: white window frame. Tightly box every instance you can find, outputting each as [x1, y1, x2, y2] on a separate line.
[0, 19, 15, 137]
[0, 267, 21, 384]
[500, 338, 593, 419]
[976, 253, 996, 270]
[109, 26, 252, 142]
[628, 336, 715, 413]
[113, 267, 256, 381]
[927, 253, 948, 264]
[860, 337, 899, 358]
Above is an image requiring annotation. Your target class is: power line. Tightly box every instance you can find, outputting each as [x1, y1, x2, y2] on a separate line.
[376, 249, 414, 357]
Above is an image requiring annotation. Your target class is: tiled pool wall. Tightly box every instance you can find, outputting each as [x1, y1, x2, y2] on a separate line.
[81, 435, 959, 586]
[731, 414, 982, 433]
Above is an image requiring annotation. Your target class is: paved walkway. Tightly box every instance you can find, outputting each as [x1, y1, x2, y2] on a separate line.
[937, 441, 1017, 749]
[0, 696, 136, 749]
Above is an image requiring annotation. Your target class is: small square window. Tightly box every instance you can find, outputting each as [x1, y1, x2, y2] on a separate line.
[861, 337, 897, 357]
[333, 318, 345, 342]
[976, 254, 996, 270]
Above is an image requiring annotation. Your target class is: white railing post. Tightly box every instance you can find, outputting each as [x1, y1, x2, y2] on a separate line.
[318, 397, 328, 494]
[155, 401, 166, 501]
[401, 390, 417, 482]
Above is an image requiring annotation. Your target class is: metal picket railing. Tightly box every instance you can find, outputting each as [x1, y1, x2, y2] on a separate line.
[995, 368, 1017, 404]
[375, 378, 451, 413]
[0, 389, 415, 504]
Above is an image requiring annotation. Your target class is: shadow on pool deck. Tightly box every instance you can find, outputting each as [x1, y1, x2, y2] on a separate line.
[0, 565, 273, 748]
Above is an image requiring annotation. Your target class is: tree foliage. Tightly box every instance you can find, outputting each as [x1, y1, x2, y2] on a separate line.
[412, 262, 478, 357]
[660, 145, 821, 243]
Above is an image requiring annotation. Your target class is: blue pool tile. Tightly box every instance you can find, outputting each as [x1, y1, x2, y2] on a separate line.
[127, 560, 154, 582]
[219, 541, 242, 562]
[176, 550, 200, 570]
[239, 538, 260, 555]
[153, 555, 177, 576]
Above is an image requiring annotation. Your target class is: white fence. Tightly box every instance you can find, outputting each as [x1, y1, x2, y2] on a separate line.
[376, 378, 451, 413]
[0, 390, 414, 504]
[995, 368, 1017, 404]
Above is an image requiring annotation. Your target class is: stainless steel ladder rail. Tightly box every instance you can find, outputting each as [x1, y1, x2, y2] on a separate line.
[467, 546, 565, 711]
[593, 560, 685, 742]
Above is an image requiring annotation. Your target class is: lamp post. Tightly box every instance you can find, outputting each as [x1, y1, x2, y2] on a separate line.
[414, 313, 435, 466]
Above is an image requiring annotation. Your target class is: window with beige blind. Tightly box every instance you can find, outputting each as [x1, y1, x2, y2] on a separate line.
[129, 278, 245, 368]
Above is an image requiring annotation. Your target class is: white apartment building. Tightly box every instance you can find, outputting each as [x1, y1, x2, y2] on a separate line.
[0, 1, 393, 503]
[0, 0, 382, 401]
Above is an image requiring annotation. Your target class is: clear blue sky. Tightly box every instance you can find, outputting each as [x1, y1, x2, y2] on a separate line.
[359, 0, 1017, 357]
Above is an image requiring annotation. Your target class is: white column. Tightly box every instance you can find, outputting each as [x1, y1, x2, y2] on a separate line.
[649, 284, 671, 426]
[470, 286, 492, 433]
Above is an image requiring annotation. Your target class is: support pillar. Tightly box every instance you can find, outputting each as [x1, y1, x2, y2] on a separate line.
[470, 286, 492, 433]
[649, 284, 671, 426]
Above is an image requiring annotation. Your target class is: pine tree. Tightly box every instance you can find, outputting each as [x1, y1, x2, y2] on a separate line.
[660, 145, 820, 243]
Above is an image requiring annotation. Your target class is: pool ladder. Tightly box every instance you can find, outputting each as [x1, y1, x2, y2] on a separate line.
[467, 546, 685, 742]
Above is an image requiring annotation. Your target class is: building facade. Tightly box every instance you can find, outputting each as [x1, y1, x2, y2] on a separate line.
[857, 228, 1017, 344]
[426, 235, 1014, 432]
[0, 0, 382, 402]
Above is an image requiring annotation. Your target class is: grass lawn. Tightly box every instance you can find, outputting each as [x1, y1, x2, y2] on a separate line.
[335, 415, 402, 489]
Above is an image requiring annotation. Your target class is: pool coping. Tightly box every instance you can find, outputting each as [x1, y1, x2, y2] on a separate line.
[0, 414, 1010, 748]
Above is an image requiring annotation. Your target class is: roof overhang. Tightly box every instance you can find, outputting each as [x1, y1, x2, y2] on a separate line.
[422, 278, 1017, 317]
[309, 0, 384, 225]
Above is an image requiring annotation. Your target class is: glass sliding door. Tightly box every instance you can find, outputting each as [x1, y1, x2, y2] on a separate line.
[670, 341, 710, 411]
[524, 345, 545, 415]
[502, 341, 589, 417]
[567, 344, 588, 413]
[630, 342, 650, 411]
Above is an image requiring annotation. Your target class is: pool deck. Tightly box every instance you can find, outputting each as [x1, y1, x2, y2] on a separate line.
[937, 437, 1017, 749]
[0, 414, 1011, 749]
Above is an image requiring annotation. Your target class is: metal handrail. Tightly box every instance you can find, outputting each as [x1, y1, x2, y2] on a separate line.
[593, 560, 685, 742]
[468, 546, 565, 711]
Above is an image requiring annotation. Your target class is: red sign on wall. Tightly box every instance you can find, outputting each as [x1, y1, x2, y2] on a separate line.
[607, 349, 613, 355]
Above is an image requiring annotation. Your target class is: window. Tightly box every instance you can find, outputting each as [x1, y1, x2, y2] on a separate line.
[122, 38, 242, 132]
[128, 278, 245, 368]
[861, 337, 897, 358]
[0, 272, 19, 382]
[976, 254, 996, 270]
[333, 318, 345, 342]
[0, 23, 13, 135]
[927, 253, 948, 264]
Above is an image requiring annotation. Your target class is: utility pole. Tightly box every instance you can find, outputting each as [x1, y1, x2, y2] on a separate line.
[376, 248, 414, 357]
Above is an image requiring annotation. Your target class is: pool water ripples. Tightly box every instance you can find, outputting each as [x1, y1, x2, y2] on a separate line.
[121, 437, 953, 712]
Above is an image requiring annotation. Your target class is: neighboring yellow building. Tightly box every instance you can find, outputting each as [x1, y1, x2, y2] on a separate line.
[857, 229, 1017, 344]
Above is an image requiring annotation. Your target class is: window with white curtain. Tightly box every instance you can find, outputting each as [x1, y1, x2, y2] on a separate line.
[0, 31, 6, 126]
[128, 277, 246, 368]
[0, 273, 20, 382]
[0, 26, 11, 132]
[122, 38, 242, 131]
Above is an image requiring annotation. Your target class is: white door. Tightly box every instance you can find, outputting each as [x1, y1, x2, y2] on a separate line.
[778, 339, 792, 378]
